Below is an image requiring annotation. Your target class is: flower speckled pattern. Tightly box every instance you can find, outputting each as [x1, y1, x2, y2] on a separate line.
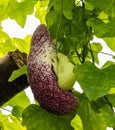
[28, 24, 79, 115]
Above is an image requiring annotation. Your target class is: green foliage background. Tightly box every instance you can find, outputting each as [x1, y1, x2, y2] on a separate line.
[0, 0, 115, 130]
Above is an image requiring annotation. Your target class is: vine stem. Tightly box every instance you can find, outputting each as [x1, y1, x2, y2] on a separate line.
[0, 107, 21, 121]
[88, 44, 115, 57]
[0, 107, 12, 114]
[55, 14, 62, 45]
[99, 51, 115, 57]
[74, 47, 115, 64]
[55, 0, 63, 45]
[90, 49, 115, 57]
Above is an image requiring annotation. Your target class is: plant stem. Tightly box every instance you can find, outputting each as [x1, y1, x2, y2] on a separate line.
[55, 0, 63, 45]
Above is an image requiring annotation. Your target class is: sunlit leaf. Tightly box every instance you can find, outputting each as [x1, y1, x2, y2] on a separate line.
[12, 38, 30, 53]
[98, 12, 109, 23]
[6, 0, 37, 27]
[71, 114, 83, 130]
[0, 31, 16, 55]
[0, 112, 25, 130]
[3, 91, 30, 108]
[101, 61, 115, 69]
[108, 88, 115, 94]
[0, 30, 9, 43]
[8, 65, 27, 82]
[8, 115, 26, 130]
[0, 0, 8, 21]
[35, 0, 49, 24]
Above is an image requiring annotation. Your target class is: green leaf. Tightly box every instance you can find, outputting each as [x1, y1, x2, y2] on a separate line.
[113, 56, 115, 59]
[63, 0, 74, 20]
[101, 61, 115, 69]
[46, 11, 59, 27]
[0, 30, 9, 42]
[23, 35, 32, 54]
[0, 121, 4, 130]
[12, 38, 30, 54]
[72, 7, 87, 36]
[99, 105, 115, 127]
[0, 0, 8, 22]
[85, 0, 113, 13]
[58, 38, 75, 55]
[87, 18, 107, 37]
[8, 65, 27, 82]
[54, 0, 63, 13]
[35, 0, 49, 24]
[107, 94, 115, 107]
[8, 115, 26, 130]
[51, 0, 74, 16]
[47, 0, 55, 10]
[6, 0, 37, 27]
[103, 16, 115, 37]
[107, 0, 115, 18]
[0, 31, 16, 56]
[104, 37, 115, 51]
[63, 10, 73, 20]
[3, 91, 30, 108]
[63, 0, 74, 11]
[48, 14, 70, 40]
[87, 17, 115, 37]
[77, 95, 106, 130]
[12, 105, 23, 118]
[0, 40, 16, 55]
[0, 112, 11, 130]
[98, 12, 109, 23]
[108, 88, 115, 94]
[74, 61, 115, 100]
[88, 43, 102, 64]
[71, 114, 83, 130]
[0, 112, 25, 130]
[22, 104, 75, 130]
